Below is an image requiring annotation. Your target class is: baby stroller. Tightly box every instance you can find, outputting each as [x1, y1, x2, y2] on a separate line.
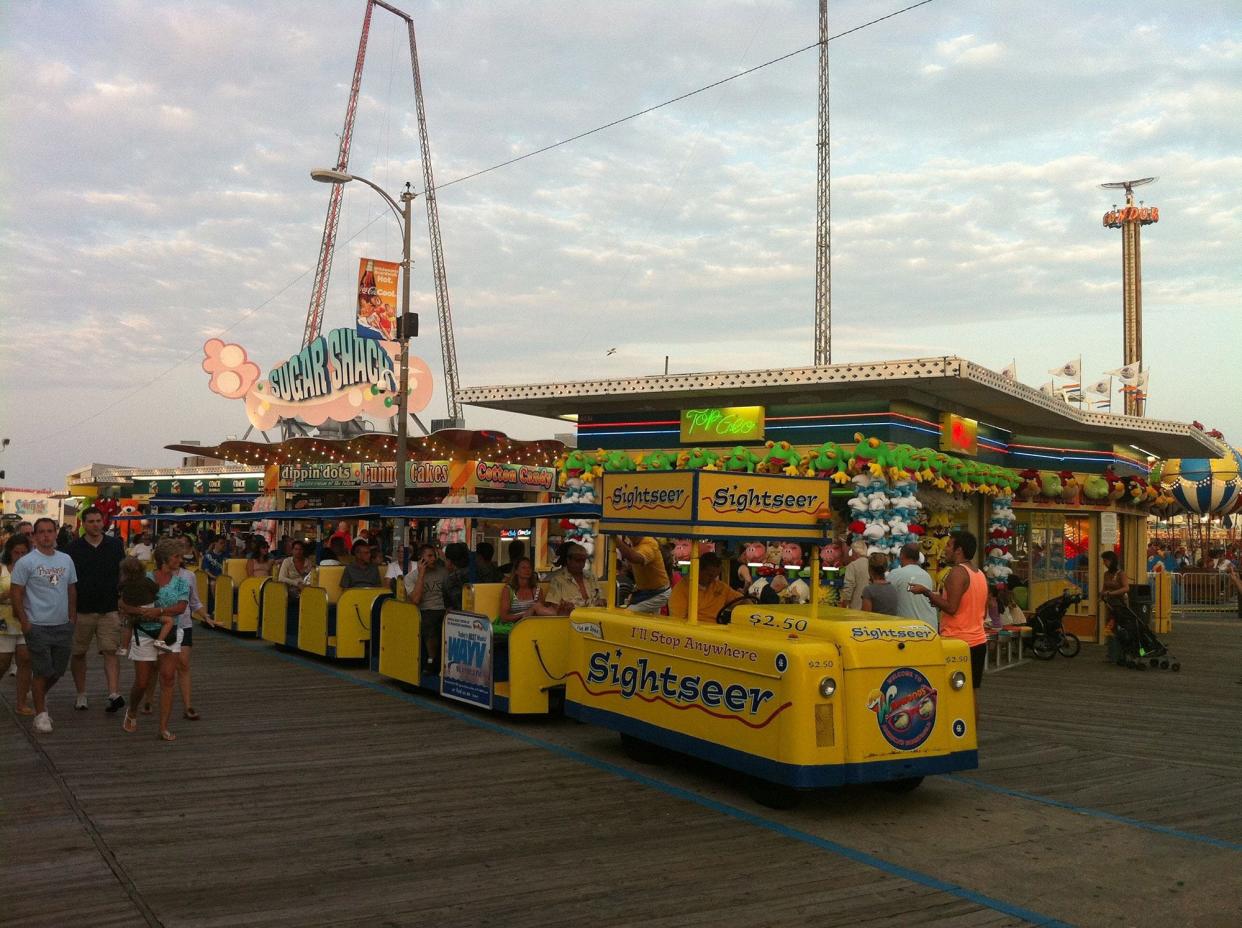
[1108, 593, 1179, 671]
[1027, 589, 1083, 660]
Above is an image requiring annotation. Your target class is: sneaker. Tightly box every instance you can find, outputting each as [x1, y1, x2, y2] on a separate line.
[33, 712, 53, 733]
[75, 693, 89, 711]
[154, 639, 173, 652]
[106, 695, 126, 714]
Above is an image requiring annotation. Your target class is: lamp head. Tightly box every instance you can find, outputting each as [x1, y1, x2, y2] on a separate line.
[310, 169, 353, 184]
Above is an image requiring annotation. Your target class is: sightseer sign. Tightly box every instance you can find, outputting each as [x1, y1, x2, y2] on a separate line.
[680, 406, 765, 443]
[599, 471, 831, 542]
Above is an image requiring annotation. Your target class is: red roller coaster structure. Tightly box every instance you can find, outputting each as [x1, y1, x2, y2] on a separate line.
[303, 0, 462, 423]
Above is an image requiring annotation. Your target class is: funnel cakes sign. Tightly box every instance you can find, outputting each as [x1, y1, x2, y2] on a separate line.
[203, 328, 433, 430]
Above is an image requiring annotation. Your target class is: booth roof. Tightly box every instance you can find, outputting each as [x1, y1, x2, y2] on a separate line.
[163, 429, 565, 469]
[457, 355, 1220, 460]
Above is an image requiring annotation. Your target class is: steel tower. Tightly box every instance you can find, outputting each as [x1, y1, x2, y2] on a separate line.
[1101, 177, 1159, 416]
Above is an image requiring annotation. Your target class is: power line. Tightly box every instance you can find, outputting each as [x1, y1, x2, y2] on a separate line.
[432, 0, 939, 193]
[30, 0, 939, 440]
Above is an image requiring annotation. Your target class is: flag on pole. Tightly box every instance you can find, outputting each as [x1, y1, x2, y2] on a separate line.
[1063, 390, 1084, 403]
[1085, 379, 1111, 396]
[1039, 381, 1056, 396]
[1107, 363, 1141, 385]
[1092, 399, 1112, 410]
[1001, 361, 1017, 380]
[1048, 359, 1081, 378]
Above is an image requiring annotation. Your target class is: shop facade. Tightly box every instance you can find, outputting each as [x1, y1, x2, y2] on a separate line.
[461, 357, 1216, 642]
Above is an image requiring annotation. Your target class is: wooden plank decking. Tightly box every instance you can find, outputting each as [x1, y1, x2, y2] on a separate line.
[4, 612, 1240, 928]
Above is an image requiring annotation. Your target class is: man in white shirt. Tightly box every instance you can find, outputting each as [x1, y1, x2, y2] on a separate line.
[887, 543, 938, 626]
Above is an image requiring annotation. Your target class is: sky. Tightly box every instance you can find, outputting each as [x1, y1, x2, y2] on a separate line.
[1, 0, 1239, 489]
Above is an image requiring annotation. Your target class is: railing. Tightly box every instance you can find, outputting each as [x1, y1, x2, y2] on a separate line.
[1154, 570, 1239, 612]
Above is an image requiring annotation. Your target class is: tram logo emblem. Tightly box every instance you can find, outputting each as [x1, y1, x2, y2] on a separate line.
[867, 667, 937, 751]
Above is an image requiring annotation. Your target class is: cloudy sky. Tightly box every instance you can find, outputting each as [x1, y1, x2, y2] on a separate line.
[1, 0, 1239, 488]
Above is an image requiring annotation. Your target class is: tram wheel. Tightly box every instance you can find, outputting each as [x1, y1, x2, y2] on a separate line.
[877, 777, 925, 794]
[620, 733, 666, 765]
[1058, 634, 1081, 658]
[746, 778, 803, 810]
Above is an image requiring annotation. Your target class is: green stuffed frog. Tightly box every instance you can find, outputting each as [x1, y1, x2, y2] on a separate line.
[638, 450, 677, 472]
[600, 449, 638, 473]
[851, 434, 891, 478]
[887, 443, 920, 482]
[721, 445, 762, 473]
[678, 447, 721, 471]
[758, 440, 802, 476]
[804, 441, 850, 483]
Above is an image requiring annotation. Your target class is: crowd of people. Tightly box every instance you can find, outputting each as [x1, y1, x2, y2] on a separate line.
[0, 509, 204, 740]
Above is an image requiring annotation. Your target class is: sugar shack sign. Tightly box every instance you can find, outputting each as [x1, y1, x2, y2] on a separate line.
[679, 406, 764, 443]
[203, 328, 433, 430]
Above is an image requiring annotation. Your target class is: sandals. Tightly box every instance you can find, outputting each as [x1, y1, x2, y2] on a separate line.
[183, 708, 201, 721]
[158, 730, 177, 742]
[122, 711, 138, 733]
[16, 706, 34, 717]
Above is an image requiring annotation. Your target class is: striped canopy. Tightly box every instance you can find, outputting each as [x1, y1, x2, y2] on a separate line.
[1162, 448, 1242, 515]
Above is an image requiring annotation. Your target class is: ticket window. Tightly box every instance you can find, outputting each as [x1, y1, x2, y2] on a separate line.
[1015, 511, 1094, 625]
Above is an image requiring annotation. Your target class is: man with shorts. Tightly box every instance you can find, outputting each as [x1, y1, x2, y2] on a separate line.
[616, 536, 671, 613]
[908, 531, 987, 728]
[10, 518, 78, 733]
[68, 506, 126, 712]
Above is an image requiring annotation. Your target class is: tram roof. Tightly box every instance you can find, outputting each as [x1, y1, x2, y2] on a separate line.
[458, 356, 1221, 460]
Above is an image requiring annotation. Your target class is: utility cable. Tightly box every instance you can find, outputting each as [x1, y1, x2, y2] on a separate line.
[431, 0, 938, 193]
[30, 0, 937, 439]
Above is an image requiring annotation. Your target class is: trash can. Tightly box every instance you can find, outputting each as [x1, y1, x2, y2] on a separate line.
[1129, 584, 1154, 628]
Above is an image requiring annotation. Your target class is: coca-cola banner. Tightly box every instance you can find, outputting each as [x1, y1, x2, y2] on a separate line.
[356, 257, 400, 340]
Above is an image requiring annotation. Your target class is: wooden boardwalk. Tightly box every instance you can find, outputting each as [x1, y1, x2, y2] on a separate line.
[5, 612, 1240, 928]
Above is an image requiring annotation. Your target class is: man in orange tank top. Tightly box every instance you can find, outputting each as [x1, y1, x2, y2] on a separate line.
[908, 531, 988, 728]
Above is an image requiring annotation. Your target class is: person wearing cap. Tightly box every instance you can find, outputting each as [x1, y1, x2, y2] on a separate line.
[841, 539, 871, 610]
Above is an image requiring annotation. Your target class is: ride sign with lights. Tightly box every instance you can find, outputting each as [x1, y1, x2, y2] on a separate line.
[939, 413, 978, 456]
[202, 328, 433, 430]
[680, 406, 765, 443]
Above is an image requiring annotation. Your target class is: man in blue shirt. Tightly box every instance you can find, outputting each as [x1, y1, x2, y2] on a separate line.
[10, 518, 78, 734]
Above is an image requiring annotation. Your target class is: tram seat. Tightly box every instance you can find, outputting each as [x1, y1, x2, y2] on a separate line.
[375, 598, 422, 685]
[501, 615, 571, 715]
[260, 579, 290, 646]
[212, 559, 251, 630]
[296, 566, 381, 658]
[464, 583, 505, 619]
[234, 576, 267, 634]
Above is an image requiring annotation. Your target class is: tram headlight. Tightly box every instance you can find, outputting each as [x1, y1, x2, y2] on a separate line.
[818, 676, 837, 698]
[950, 671, 967, 690]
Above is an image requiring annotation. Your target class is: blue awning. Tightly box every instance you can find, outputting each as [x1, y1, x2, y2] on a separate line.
[114, 502, 601, 523]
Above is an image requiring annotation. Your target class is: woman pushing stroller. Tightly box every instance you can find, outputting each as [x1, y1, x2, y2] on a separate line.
[1100, 551, 1130, 665]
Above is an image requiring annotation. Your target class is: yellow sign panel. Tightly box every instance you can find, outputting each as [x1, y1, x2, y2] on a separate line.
[600, 472, 695, 522]
[939, 413, 979, 456]
[599, 472, 830, 541]
[680, 406, 765, 443]
[696, 472, 830, 529]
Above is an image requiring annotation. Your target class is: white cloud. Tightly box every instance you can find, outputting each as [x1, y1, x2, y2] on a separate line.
[0, 0, 1240, 484]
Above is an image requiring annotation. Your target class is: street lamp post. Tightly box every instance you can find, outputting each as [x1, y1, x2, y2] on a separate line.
[310, 168, 416, 565]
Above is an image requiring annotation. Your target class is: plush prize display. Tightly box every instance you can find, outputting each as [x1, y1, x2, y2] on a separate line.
[984, 495, 1016, 584]
[560, 472, 598, 557]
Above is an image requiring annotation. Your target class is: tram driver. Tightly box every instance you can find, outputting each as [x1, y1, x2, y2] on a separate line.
[666, 552, 743, 624]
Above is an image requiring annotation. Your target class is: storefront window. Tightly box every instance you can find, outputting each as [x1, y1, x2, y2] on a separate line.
[1013, 511, 1091, 615]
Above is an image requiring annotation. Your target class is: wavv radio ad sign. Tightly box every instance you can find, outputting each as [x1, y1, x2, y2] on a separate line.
[599, 471, 831, 542]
